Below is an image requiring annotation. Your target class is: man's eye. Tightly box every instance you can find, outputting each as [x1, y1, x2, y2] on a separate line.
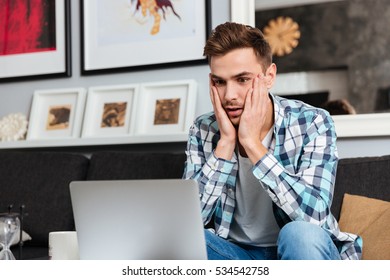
[213, 80, 225, 86]
[238, 77, 250, 83]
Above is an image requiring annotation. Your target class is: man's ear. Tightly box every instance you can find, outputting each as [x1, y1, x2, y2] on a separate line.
[265, 63, 277, 89]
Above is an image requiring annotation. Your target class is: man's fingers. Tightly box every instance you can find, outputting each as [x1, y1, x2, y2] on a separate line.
[209, 76, 215, 106]
[209, 86, 215, 107]
[211, 86, 222, 110]
[244, 86, 253, 110]
[256, 75, 269, 111]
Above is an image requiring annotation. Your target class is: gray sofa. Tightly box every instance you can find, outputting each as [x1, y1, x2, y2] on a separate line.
[0, 150, 389, 260]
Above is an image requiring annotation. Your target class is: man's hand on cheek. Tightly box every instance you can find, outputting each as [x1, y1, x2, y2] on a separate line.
[239, 75, 268, 140]
[209, 78, 236, 160]
[238, 75, 270, 162]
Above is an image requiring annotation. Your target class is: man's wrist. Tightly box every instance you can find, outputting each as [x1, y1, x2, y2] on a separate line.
[241, 139, 268, 164]
[215, 138, 235, 160]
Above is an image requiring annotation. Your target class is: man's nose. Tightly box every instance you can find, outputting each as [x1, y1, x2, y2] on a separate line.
[224, 82, 239, 102]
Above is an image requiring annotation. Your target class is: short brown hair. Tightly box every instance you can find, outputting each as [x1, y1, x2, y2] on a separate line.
[203, 22, 272, 72]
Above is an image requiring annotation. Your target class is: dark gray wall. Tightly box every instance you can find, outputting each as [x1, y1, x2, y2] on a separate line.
[256, 0, 390, 113]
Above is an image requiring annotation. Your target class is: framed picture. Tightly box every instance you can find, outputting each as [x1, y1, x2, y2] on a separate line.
[27, 88, 86, 140]
[81, 0, 211, 74]
[134, 79, 197, 135]
[0, 0, 71, 82]
[81, 84, 139, 138]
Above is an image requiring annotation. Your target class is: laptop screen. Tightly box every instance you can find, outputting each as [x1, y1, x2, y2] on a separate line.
[69, 179, 207, 260]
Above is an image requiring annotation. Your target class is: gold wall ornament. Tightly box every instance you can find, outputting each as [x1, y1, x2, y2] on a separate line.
[263, 16, 301, 57]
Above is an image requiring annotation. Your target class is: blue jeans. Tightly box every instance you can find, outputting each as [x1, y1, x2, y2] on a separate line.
[205, 221, 341, 260]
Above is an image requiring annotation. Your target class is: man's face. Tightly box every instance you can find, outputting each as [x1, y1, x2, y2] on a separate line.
[209, 48, 265, 126]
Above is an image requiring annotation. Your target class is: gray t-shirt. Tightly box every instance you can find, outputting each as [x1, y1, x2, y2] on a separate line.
[228, 128, 280, 246]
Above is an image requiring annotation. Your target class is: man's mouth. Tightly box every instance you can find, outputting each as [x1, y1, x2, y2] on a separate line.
[225, 107, 243, 118]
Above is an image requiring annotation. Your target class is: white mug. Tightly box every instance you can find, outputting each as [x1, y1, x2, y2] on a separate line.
[48, 231, 79, 260]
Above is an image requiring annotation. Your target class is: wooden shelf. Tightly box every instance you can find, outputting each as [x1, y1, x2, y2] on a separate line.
[0, 133, 188, 150]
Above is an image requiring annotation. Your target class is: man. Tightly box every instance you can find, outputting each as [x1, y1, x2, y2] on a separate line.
[183, 22, 362, 260]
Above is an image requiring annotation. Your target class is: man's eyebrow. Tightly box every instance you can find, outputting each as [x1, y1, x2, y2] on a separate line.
[210, 72, 254, 80]
[233, 71, 254, 78]
[210, 74, 223, 80]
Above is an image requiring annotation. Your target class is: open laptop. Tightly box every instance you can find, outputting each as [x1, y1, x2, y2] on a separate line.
[69, 179, 207, 260]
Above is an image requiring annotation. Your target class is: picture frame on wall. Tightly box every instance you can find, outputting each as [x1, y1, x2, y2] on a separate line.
[134, 79, 197, 135]
[0, 0, 71, 82]
[27, 88, 86, 140]
[81, 84, 139, 138]
[80, 0, 211, 74]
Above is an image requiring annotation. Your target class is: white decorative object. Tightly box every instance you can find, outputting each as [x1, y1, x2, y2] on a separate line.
[0, 113, 28, 141]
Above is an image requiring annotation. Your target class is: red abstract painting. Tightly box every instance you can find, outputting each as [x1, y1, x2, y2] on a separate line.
[0, 0, 56, 56]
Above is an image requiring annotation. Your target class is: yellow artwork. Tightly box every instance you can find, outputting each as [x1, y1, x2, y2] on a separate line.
[132, 0, 181, 35]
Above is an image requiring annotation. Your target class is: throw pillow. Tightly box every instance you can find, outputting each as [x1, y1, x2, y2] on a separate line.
[338, 193, 390, 260]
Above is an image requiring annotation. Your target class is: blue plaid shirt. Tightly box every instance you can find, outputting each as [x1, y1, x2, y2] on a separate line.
[183, 94, 363, 260]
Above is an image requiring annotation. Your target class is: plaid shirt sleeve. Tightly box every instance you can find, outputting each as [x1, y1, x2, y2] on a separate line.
[182, 114, 237, 228]
[252, 110, 338, 226]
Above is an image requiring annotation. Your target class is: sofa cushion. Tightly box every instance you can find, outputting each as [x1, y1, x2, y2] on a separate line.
[331, 155, 390, 220]
[86, 151, 186, 180]
[338, 193, 390, 260]
[0, 152, 89, 246]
